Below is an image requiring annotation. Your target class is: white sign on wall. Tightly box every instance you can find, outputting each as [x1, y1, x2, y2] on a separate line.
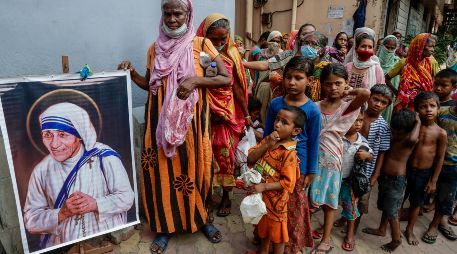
[328, 6, 344, 19]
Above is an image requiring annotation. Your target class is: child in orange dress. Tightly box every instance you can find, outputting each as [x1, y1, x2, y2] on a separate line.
[246, 106, 305, 254]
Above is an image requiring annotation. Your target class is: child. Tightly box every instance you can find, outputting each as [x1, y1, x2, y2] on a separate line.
[374, 109, 421, 252]
[433, 69, 457, 108]
[404, 92, 447, 246]
[336, 85, 393, 232]
[248, 95, 265, 142]
[263, 56, 321, 253]
[340, 109, 373, 251]
[423, 92, 457, 244]
[310, 63, 370, 254]
[246, 106, 305, 254]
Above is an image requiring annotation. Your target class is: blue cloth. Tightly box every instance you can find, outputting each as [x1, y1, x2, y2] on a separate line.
[437, 165, 457, 215]
[264, 97, 321, 175]
[352, 0, 367, 33]
[41, 116, 81, 138]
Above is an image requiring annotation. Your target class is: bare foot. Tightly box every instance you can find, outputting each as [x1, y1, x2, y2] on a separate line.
[404, 230, 419, 246]
[362, 227, 386, 237]
[381, 240, 402, 253]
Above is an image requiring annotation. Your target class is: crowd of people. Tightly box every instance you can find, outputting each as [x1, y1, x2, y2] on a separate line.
[118, 0, 457, 253]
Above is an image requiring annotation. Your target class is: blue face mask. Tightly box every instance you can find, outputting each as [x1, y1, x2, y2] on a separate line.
[301, 45, 318, 60]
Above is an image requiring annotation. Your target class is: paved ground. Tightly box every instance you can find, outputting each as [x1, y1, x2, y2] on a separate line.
[105, 185, 457, 254]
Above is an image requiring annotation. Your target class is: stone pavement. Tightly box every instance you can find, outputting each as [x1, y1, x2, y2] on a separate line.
[108, 186, 457, 254]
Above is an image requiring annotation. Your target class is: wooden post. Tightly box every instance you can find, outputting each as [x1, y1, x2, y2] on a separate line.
[62, 56, 69, 73]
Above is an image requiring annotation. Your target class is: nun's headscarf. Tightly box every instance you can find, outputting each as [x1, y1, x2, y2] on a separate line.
[40, 103, 96, 151]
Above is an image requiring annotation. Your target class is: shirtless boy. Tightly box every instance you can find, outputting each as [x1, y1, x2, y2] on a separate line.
[405, 92, 447, 246]
[369, 109, 421, 252]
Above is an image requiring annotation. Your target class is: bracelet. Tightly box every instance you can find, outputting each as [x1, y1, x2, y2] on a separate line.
[244, 115, 251, 119]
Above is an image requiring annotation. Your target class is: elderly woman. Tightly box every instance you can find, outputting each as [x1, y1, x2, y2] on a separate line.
[195, 13, 250, 217]
[118, 0, 231, 253]
[376, 35, 400, 122]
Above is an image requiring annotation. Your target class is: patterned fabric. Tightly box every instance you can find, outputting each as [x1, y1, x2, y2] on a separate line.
[439, 107, 457, 166]
[196, 13, 248, 187]
[395, 33, 434, 110]
[141, 37, 216, 233]
[340, 181, 360, 220]
[325, 47, 345, 64]
[345, 62, 385, 90]
[308, 61, 332, 102]
[364, 116, 391, 176]
[311, 101, 360, 208]
[285, 176, 315, 252]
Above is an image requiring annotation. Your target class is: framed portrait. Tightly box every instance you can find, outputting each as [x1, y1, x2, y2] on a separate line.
[0, 71, 139, 254]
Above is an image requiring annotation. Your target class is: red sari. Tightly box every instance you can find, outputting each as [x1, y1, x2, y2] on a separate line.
[196, 14, 248, 187]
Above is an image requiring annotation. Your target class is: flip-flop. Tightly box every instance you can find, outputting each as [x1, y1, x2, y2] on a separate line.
[216, 200, 232, 217]
[312, 230, 322, 240]
[150, 234, 172, 254]
[449, 217, 457, 226]
[201, 223, 223, 243]
[438, 224, 457, 241]
[421, 231, 437, 244]
[341, 238, 355, 252]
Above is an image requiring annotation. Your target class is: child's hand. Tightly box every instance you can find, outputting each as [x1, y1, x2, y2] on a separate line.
[266, 131, 280, 147]
[246, 183, 266, 194]
[425, 180, 437, 194]
[303, 174, 315, 190]
[355, 150, 371, 161]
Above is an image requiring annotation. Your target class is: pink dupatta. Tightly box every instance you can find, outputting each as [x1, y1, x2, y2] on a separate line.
[149, 0, 197, 157]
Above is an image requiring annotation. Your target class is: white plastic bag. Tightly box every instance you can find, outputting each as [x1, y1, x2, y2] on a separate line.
[235, 128, 257, 175]
[239, 168, 266, 224]
[240, 193, 267, 224]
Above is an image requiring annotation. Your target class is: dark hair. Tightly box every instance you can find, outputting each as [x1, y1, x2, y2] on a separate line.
[297, 23, 316, 40]
[280, 105, 307, 130]
[355, 33, 375, 48]
[436, 69, 457, 85]
[283, 56, 314, 78]
[392, 31, 401, 37]
[320, 63, 348, 83]
[302, 23, 316, 31]
[391, 108, 416, 132]
[259, 31, 271, 42]
[248, 95, 262, 113]
[414, 91, 440, 111]
[206, 18, 230, 35]
[370, 84, 394, 105]
[333, 32, 348, 49]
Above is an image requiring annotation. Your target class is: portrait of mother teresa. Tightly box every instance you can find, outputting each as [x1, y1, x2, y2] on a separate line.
[23, 102, 134, 248]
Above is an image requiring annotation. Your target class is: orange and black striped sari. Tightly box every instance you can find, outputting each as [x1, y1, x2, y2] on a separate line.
[140, 37, 218, 233]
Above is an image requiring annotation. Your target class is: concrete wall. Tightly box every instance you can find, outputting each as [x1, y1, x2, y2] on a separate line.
[0, 0, 235, 108]
[243, 0, 386, 45]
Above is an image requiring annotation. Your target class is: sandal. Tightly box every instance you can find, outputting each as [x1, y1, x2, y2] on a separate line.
[311, 242, 334, 254]
[438, 224, 457, 241]
[206, 207, 214, 223]
[150, 234, 172, 254]
[217, 199, 232, 217]
[449, 217, 457, 226]
[421, 231, 438, 244]
[201, 223, 223, 243]
[341, 238, 355, 251]
[312, 230, 322, 240]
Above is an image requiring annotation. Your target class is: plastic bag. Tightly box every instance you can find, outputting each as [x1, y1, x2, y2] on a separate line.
[238, 168, 262, 188]
[240, 193, 267, 224]
[235, 128, 257, 175]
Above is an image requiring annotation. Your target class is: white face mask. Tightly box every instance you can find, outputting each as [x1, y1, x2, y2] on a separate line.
[162, 23, 188, 38]
[215, 44, 226, 52]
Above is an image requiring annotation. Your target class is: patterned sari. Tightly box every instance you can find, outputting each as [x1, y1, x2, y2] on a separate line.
[196, 13, 248, 187]
[395, 33, 433, 110]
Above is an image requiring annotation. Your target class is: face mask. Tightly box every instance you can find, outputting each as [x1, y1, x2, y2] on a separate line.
[356, 49, 374, 61]
[215, 44, 226, 52]
[162, 23, 188, 38]
[301, 45, 318, 60]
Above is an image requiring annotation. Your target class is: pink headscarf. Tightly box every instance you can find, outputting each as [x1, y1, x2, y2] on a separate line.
[149, 0, 197, 157]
